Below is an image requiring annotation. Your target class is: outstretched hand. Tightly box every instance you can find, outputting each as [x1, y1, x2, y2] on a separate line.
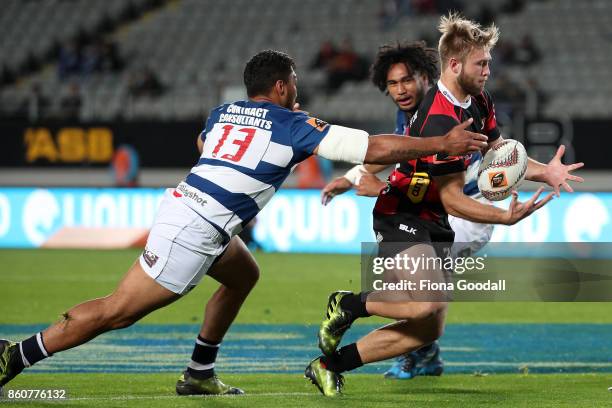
[321, 177, 353, 206]
[503, 187, 554, 225]
[542, 145, 584, 196]
[443, 118, 488, 156]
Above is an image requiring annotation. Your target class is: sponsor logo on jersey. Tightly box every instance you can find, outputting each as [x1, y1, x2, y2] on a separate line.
[176, 183, 208, 207]
[399, 224, 417, 235]
[306, 117, 329, 132]
[406, 172, 430, 204]
[142, 249, 159, 268]
[489, 171, 508, 188]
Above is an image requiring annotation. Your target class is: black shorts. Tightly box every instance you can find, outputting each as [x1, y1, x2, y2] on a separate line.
[372, 211, 454, 258]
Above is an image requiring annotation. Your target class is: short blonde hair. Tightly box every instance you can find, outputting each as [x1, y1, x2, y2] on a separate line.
[438, 12, 499, 69]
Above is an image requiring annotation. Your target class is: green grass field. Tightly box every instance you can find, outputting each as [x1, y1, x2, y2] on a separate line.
[1, 249, 611, 407]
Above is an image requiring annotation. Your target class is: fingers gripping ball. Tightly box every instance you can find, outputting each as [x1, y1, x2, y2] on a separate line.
[477, 140, 528, 201]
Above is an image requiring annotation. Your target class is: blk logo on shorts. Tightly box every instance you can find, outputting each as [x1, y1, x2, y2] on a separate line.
[142, 249, 159, 268]
[399, 224, 417, 235]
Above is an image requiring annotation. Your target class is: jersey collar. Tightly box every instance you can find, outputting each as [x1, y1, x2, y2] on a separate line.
[438, 80, 471, 109]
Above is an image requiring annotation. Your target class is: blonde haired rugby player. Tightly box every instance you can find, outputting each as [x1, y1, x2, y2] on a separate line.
[308, 14, 583, 397]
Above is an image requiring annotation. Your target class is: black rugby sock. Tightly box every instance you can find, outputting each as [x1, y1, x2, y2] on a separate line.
[186, 335, 220, 380]
[19, 333, 51, 368]
[339, 292, 371, 321]
[320, 343, 363, 373]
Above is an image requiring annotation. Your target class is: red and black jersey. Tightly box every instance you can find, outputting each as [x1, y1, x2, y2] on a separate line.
[374, 81, 501, 224]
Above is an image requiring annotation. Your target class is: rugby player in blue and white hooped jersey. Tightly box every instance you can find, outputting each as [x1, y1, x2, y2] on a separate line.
[0, 50, 489, 396]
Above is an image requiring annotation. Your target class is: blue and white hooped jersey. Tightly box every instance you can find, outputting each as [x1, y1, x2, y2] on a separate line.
[176, 100, 330, 241]
[463, 151, 483, 197]
[395, 108, 482, 197]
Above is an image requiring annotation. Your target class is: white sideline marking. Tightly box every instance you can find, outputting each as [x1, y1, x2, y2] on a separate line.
[62, 392, 316, 401]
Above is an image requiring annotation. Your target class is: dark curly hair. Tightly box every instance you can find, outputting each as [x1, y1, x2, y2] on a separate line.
[370, 41, 439, 93]
[244, 50, 296, 97]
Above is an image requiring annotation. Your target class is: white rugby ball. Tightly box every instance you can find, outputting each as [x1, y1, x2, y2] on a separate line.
[477, 140, 528, 201]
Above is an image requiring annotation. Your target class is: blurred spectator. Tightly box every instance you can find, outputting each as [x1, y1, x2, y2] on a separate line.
[325, 38, 369, 94]
[20, 83, 51, 121]
[58, 39, 124, 80]
[379, 0, 399, 29]
[515, 35, 541, 66]
[111, 145, 140, 187]
[378, 0, 412, 30]
[524, 77, 548, 117]
[59, 82, 83, 120]
[310, 40, 337, 70]
[99, 41, 124, 72]
[128, 68, 164, 98]
[58, 40, 81, 80]
[81, 43, 102, 75]
[494, 40, 517, 65]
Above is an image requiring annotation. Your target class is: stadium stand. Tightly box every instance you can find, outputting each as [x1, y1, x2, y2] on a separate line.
[0, 0, 610, 122]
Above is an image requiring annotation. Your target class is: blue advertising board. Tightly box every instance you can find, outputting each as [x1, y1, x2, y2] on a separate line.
[0, 188, 610, 251]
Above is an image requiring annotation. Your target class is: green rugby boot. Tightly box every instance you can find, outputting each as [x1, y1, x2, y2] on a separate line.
[318, 291, 354, 356]
[0, 340, 24, 391]
[175, 371, 244, 395]
[304, 357, 344, 397]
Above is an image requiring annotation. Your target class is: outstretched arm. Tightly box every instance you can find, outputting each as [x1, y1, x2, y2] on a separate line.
[313, 118, 487, 165]
[524, 145, 584, 195]
[436, 172, 554, 225]
[362, 119, 487, 164]
[489, 138, 584, 196]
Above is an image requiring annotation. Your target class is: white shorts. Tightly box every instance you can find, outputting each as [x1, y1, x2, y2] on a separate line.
[448, 195, 494, 257]
[140, 189, 228, 295]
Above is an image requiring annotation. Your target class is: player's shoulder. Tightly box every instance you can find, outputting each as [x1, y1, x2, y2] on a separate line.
[472, 88, 495, 110]
[208, 102, 229, 116]
[419, 84, 458, 118]
[260, 102, 310, 126]
[409, 84, 458, 135]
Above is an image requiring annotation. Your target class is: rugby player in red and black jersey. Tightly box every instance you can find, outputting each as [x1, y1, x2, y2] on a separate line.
[322, 41, 447, 380]
[306, 13, 584, 396]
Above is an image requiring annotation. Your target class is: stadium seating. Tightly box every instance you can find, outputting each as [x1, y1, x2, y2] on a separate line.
[0, 0, 610, 121]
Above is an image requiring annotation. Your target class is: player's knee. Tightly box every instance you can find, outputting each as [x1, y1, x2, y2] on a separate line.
[231, 263, 260, 293]
[396, 301, 446, 321]
[424, 316, 446, 342]
[422, 302, 447, 320]
[245, 263, 260, 288]
[108, 311, 139, 330]
[396, 315, 445, 349]
[99, 299, 140, 330]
